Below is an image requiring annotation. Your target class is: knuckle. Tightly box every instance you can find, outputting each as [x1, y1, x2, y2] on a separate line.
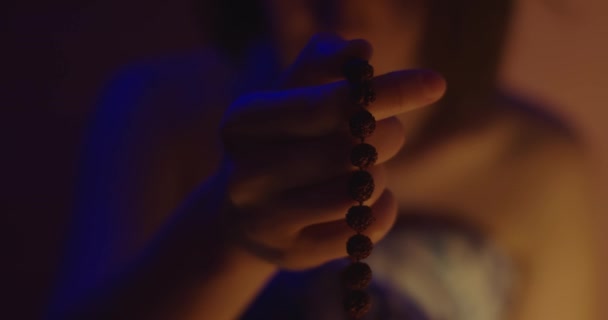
[226, 166, 275, 209]
[226, 169, 258, 208]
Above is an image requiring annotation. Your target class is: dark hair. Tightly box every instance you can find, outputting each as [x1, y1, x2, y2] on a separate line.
[415, 0, 514, 149]
[196, 0, 271, 61]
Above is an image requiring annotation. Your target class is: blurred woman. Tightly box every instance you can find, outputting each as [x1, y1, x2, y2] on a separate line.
[49, 1, 602, 319]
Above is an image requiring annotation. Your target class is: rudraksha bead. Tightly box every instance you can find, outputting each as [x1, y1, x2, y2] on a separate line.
[341, 58, 378, 320]
[346, 234, 373, 260]
[349, 109, 376, 140]
[350, 143, 377, 169]
[346, 205, 375, 233]
[347, 170, 374, 202]
[342, 58, 374, 83]
[342, 262, 372, 290]
[343, 289, 372, 319]
[351, 81, 376, 106]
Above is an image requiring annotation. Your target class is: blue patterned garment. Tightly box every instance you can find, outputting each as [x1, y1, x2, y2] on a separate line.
[242, 218, 514, 320]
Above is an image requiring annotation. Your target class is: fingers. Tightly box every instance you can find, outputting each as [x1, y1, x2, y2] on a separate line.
[267, 165, 387, 230]
[226, 117, 404, 203]
[225, 165, 388, 260]
[287, 189, 398, 269]
[366, 69, 447, 120]
[277, 34, 373, 89]
[221, 69, 446, 139]
[219, 35, 445, 269]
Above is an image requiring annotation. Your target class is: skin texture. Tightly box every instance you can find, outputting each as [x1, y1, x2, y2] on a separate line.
[50, 1, 603, 319]
[50, 36, 447, 319]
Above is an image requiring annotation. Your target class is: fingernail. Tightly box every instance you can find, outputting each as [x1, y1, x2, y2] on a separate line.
[419, 70, 446, 101]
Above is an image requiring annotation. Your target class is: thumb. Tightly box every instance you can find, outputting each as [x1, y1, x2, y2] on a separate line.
[277, 33, 373, 89]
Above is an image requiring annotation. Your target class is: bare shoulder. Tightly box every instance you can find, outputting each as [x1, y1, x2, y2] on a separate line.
[495, 93, 590, 183]
[494, 95, 603, 320]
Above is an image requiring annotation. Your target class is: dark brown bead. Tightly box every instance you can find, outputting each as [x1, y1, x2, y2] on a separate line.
[346, 234, 373, 260]
[350, 143, 377, 169]
[364, 84, 376, 105]
[342, 262, 373, 290]
[349, 109, 376, 140]
[346, 205, 375, 233]
[343, 289, 372, 319]
[351, 81, 376, 106]
[348, 170, 374, 202]
[342, 58, 374, 83]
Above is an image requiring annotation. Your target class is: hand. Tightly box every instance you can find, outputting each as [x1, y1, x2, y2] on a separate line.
[218, 34, 446, 270]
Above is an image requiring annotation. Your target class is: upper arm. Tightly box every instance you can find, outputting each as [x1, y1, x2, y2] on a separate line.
[53, 54, 229, 306]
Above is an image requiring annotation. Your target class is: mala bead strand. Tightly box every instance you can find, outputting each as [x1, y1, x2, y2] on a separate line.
[347, 170, 375, 203]
[346, 234, 374, 260]
[342, 261, 372, 290]
[343, 290, 372, 319]
[341, 58, 377, 319]
[350, 143, 378, 169]
[345, 205, 374, 233]
[349, 109, 376, 141]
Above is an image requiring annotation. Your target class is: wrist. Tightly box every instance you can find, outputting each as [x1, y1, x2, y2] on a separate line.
[166, 175, 279, 319]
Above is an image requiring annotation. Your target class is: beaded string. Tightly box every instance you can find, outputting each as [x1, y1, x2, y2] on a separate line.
[341, 59, 377, 319]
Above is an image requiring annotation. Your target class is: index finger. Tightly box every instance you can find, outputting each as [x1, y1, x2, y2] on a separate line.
[366, 69, 446, 121]
[222, 69, 446, 138]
